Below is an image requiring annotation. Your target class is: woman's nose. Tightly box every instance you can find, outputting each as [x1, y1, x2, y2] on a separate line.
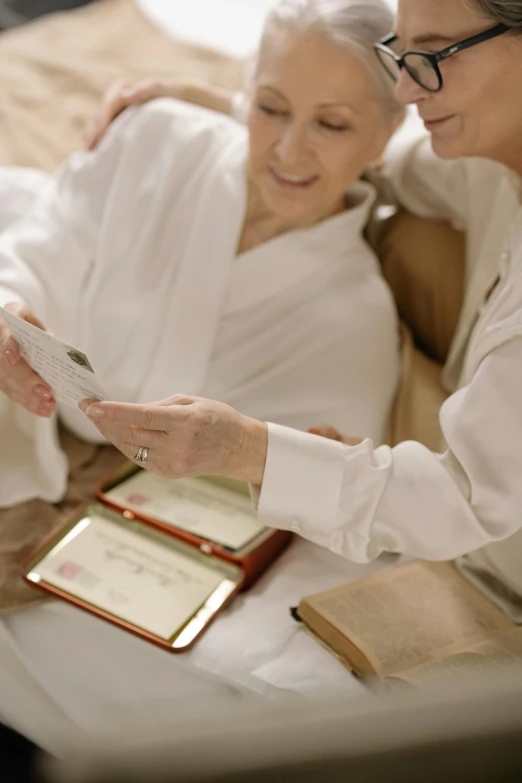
[394, 67, 428, 106]
[275, 125, 309, 164]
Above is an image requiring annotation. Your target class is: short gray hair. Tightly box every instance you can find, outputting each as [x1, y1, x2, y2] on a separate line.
[255, 0, 404, 125]
[472, 0, 522, 28]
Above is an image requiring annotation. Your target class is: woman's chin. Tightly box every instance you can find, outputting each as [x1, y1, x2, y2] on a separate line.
[430, 133, 467, 161]
[263, 191, 318, 223]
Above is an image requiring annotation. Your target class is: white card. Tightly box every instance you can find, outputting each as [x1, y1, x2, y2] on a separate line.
[0, 306, 108, 406]
[105, 473, 266, 551]
[29, 514, 225, 640]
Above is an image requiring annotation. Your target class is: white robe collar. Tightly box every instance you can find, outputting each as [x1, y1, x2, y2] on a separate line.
[224, 179, 377, 316]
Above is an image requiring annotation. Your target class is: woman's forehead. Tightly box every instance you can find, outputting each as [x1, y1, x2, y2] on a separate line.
[395, 0, 488, 45]
[256, 28, 376, 105]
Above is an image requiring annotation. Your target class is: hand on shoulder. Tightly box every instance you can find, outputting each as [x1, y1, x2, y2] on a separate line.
[84, 79, 235, 150]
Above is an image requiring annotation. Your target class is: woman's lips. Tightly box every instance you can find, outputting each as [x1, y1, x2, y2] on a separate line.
[268, 166, 319, 190]
[423, 115, 455, 131]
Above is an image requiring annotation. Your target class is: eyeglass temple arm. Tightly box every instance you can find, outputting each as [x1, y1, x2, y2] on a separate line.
[434, 24, 509, 62]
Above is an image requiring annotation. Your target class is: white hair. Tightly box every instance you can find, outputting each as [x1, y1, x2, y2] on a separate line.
[473, 0, 522, 28]
[251, 0, 404, 124]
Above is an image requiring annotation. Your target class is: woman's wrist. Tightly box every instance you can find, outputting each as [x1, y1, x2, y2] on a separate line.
[227, 415, 268, 486]
[182, 82, 235, 118]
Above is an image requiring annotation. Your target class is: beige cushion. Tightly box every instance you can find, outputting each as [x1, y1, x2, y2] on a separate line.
[377, 210, 466, 448]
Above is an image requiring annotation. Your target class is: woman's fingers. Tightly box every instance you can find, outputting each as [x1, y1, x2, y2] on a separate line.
[308, 425, 342, 441]
[87, 421, 167, 452]
[3, 375, 56, 416]
[308, 425, 363, 447]
[79, 395, 195, 430]
[84, 80, 130, 150]
[79, 395, 265, 483]
[9, 390, 55, 417]
[0, 303, 55, 415]
[84, 79, 179, 150]
[2, 349, 52, 396]
[340, 436, 364, 446]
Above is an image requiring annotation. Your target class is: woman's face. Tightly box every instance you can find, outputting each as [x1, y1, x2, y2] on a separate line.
[395, 0, 522, 164]
[247, 28, 394, 224]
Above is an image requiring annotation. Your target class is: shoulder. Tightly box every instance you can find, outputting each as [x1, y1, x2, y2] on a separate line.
[112, 98, 245, 152]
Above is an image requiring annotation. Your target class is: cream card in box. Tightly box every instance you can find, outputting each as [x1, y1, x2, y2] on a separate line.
[25, 505, 242, 651]
[103, 470, 265, 551]
[97, 466, 293, 590]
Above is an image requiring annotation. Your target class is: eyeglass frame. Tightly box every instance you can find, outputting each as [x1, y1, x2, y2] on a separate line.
[374, 23, 509, 93]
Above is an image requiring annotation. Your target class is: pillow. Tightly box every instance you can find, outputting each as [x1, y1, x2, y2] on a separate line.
[377, 210, 466, 448]
[377, 209, 466, 365]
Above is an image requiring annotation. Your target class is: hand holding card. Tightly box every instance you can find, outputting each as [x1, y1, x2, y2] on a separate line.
[0, 301, 56, 417]
[0, 304, 108, 410]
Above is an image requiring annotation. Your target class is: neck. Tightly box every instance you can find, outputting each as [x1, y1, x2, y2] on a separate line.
[487, 137, 522, 183]
[242, 178, 348, 248]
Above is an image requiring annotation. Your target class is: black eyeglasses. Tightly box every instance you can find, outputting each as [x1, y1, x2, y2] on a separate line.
[374, 24, 509, 93]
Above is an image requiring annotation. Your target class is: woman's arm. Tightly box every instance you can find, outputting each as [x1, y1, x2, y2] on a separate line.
[83, 335, 522, 565]
[0, 108, 150, 324]
[256, 337, 522, 563]
[84, 79, 236, 150]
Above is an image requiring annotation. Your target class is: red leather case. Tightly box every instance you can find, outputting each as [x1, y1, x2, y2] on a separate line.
[96, 464, 292, 590]
[24, 502, 244, 653]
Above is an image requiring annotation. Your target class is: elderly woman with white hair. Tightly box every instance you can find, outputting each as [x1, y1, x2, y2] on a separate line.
[0, 0, 404, 755]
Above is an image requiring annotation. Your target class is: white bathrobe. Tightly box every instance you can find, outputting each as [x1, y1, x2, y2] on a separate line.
[0, 99, 397, 507]
[0, 100, 398, 752]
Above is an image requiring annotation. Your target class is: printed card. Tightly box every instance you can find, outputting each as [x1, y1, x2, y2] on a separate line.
[105, 472, 265, 551]
[0, 306, 108, 406]
[29, 513, 225, 639]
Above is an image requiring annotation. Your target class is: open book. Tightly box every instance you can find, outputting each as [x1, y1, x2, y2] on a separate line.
[294, 561, 522, 687]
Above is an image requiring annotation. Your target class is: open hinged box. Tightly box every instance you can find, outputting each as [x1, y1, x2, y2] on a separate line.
[24, 463, 292, 652]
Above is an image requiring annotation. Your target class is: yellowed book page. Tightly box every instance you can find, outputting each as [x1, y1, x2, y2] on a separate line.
[300, 561, 513, 679]
[393, 628, 522, 687]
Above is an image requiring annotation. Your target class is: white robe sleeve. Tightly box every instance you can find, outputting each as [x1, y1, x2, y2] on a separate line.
[0, 107, 152, 507]
[256, 337, 522, 563]
[0, 110, 145, 323]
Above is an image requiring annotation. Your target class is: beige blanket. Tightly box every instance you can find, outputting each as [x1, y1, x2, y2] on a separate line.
[0, 0, 244, 170]
[0, 429, 126, 613]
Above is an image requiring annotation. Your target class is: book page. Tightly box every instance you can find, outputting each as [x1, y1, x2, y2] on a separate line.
[299, 562, 513, 678]
[394, 628, 522, 687]
[28, 514, 225, 639]
[105, 472, 265, 551]
[0, 306, 108, 406]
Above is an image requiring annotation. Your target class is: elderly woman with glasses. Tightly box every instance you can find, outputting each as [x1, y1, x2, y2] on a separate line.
[82, 0, 522, 591]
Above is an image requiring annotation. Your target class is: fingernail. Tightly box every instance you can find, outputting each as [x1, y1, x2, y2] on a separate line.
[86, 405, 104, 418]
[34, 385, 52, 400]
[4, 350, 17, 366]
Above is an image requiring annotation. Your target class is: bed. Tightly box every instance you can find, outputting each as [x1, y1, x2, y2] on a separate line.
[0, 0, 245, 170]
